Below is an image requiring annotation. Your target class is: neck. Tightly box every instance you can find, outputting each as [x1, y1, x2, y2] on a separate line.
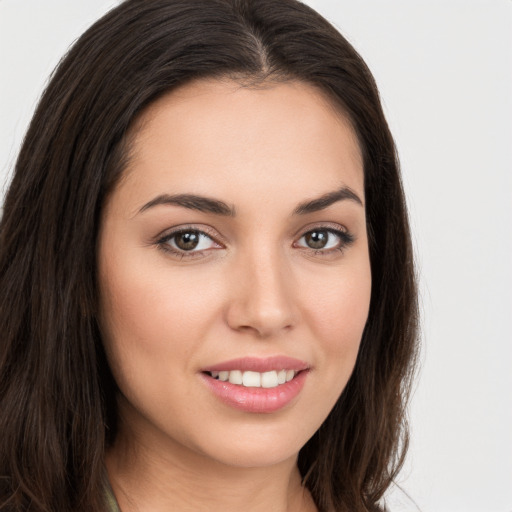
[105, 415, 316, 512]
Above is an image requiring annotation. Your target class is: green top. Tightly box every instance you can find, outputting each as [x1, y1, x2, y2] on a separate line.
[104, 477, 121, 512]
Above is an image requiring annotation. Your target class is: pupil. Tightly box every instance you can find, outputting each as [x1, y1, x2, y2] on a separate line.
[306, 230, 328, 249]
[175, 231, 199, 250]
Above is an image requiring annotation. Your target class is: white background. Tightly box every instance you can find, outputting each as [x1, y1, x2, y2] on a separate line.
[1, 1, 511, 511]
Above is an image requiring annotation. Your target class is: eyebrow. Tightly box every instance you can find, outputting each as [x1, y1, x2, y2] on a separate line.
[138, 186, 363, 217]
[138, 194, 235, 216]
[293, 186, 363, 214]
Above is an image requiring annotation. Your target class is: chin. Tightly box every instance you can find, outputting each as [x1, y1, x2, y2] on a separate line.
[185, 420, 313, 470]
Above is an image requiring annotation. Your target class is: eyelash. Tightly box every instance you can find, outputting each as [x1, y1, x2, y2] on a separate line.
[156, 225, 221, 260]
[156, 225, 355, 260]
[294, 227, 355, 255]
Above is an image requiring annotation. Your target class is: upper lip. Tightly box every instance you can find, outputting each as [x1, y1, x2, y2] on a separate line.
[201, 356, 310, 373]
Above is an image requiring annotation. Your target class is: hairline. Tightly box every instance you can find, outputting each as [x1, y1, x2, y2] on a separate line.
[109, 73, 365, 199]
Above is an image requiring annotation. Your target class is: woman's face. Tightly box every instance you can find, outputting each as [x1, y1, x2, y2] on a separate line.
[98, 79, 371, 468]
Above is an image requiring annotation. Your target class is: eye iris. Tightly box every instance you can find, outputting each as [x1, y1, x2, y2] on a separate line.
[305, 230, 329, 249]
[175, 231, 200, 251]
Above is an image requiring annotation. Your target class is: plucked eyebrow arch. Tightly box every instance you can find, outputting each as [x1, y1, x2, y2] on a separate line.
[138, 194, 235, 216]
[138, 186, 362, 217]
[293, 186, 363, 215]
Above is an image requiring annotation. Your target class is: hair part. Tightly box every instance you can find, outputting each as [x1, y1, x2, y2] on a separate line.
[0, 1, 418, 511]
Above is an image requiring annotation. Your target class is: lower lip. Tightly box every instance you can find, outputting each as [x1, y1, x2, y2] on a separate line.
[200, 371, 308, 413]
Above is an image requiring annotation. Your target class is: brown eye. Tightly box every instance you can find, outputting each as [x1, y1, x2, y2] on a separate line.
[157, 227, 222, 258]
[296, 227, 354, 253]
[174, 231, 201, 251]
[304, 230, 329, 249]
[161, 229, 219, 254]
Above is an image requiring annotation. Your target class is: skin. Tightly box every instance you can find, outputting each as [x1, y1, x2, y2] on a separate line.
[98, 79, 371, 512]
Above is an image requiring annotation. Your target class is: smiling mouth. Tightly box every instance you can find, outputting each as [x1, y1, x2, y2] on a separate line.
[201, 361, 309, 412]
[204, 369, 301, 388]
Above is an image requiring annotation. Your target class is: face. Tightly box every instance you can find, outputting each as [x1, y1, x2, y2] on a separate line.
[97, 79, 371, 469]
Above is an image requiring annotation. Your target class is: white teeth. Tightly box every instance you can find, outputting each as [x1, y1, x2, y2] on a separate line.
[228, 370, 243, 385]
[242, 371, 261, 387]
[261, 371, 278, 388]
[209, 369, 298, 387]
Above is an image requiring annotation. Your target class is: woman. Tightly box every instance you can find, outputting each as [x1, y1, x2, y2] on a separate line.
[0, 1, 418, 511]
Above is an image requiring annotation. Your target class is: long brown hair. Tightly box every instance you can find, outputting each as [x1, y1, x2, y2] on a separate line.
[0, 1, 418, 511]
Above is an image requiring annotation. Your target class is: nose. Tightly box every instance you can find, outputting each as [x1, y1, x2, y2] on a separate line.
[225, 247, 298, 338]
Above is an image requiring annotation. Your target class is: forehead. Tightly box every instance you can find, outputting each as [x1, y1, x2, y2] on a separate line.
[117, 79, 364, 213]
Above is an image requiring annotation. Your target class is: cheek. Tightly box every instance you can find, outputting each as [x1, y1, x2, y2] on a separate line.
[97, 260, 206, 422]
[97, 249, 227, 384]
[307, 263, 371, 347]
[285, 258, 371, 438]
[302, 259, 371, 395]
